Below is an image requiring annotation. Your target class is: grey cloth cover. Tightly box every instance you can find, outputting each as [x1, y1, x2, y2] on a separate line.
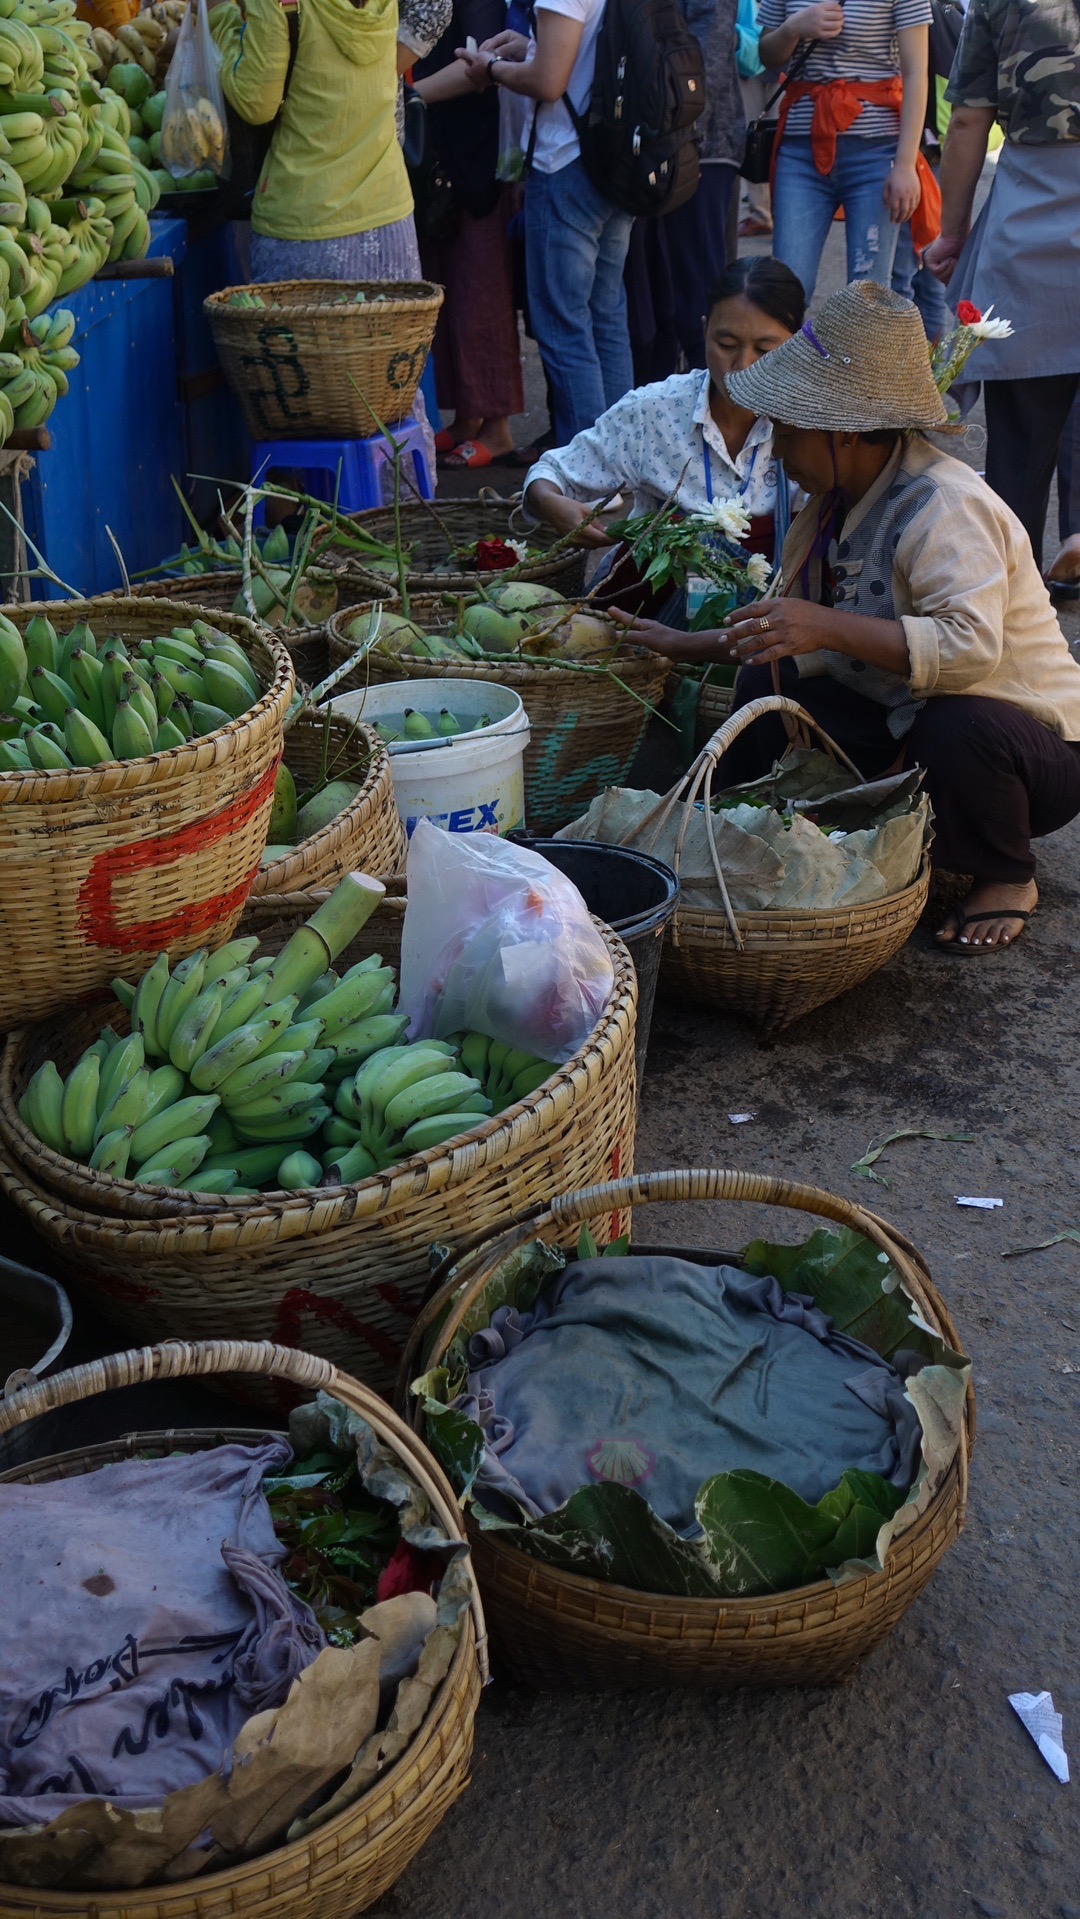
[460, 1257, 923, 1530]
[0, 1439, 325, 1828]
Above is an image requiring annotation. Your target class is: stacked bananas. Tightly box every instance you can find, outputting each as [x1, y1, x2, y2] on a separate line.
[51, 192, 111, 296]
[89, 1, 183, 86]
[67, 84, 158, 262]
[0, 306, 78, 434]
[19, 887, 561, 1197]
[0, 610, 263, 771]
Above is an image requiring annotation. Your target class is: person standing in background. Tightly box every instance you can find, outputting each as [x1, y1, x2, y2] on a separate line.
[924, 0, 1080, 577]
[758, 0, 934, 297]
[737, 0, 774, 235]
[658, 0, 745, 371]
[455, 4, 634, 443]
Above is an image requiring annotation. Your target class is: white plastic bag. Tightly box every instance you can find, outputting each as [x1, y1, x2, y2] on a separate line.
[161, 0, 230, 180]
[398, 821, 615, 1063]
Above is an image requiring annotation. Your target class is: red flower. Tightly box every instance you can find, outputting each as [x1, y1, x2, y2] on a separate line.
[473, 538, 519, 573]
[376, 1539, 443, 1601]
[956, 301, 982, 326]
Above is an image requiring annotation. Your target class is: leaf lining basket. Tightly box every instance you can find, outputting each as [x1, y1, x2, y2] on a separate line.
[401, 1167, 974, 1691]
[0, 1337, 485, 1919]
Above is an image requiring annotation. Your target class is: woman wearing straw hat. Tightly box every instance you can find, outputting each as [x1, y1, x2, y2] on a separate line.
[613, 281, 1080, 952]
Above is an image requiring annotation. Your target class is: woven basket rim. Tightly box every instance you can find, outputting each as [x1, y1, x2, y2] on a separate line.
[0, 909, 636, 1233]
[251, 713, 400, 897]
[675, 854, 933, 932]
[205, 280, 444, 320]
[0, 597, 294, 799]
[326, 600, 662, 684]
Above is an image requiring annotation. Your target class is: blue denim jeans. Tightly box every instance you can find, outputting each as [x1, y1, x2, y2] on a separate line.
[525, 157, 634, 443]
[891, 222, 948, 341]
[773, 135, 901, 300]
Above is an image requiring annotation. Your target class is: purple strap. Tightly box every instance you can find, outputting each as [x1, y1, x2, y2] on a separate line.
[801, 320, 830, 359]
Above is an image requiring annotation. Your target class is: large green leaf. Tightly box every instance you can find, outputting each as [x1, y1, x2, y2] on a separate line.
[696, 1467, 908, 1598]
[477, 1483, 725, 1598]
[739, 1226, 941, 1361]
[422, 1399, 485, 1498]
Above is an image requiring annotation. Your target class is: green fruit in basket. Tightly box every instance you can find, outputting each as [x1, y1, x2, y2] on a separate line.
[260, 1018, 326, 1058]
[294, 779, 361, 841]
[129, 1094, 221, 1167]
[0, 614, 26, 712]
[347, 609, 424, 653]
[23, 614, 57, 676]
[130, 951, 171, 1056]
[168, 982, 228, 1073]
[155, 948, 209, 1054]
[183, 1167, 241, 1194]
[141, 1064, 190, 1126]
[462, 604, 530, 654]
[320, 1141, 378, 1185]
[204, 1109, 241, 1155]
[269, 761, 297, 842]
[143, 92, 167, 136]
[201, 657, 255, 719]
[155, 719, 187, 752]
[96, 1030, 145, 1121]
[217, 1049, 310, 1109]
[204, 1143, 289, 1185]
[258, 874, 384, 1007]
[298, 971, 340, 1010]
[23, 1059, 66, 1153]
[112, 698, 155, 761]
[383, 1071, 482, 1134]
[276, 1149, 323, 1191]
[64, 706, 114, 768]
[0, 738, 30, 770]
[233, 1102, 330, 1144]
[366, 1045, 456, 1117]
[60, 1050, 101, 1160]
[29, 667, 74, 729]
[199, 632, 260, 692]
[133, 1135, 212, 1188]
[229, 1076, 329, 1124]
[399, 1112, 491, 1155]
[88, 1126, 134, 1178]
[322, 1115, 363, 1149]
[490, 582, 566, 614]
[309, 965, 393, 1041]
[260, 843, 295, 867]
[190, 1008, 277, 1088]
[191, 700, 234, 737]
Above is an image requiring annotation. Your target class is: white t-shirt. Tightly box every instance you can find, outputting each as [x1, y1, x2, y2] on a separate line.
[528, 0, 606, 174]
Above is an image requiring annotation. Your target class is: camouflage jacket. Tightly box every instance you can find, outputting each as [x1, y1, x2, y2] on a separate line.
[946, 0, 1080, 142]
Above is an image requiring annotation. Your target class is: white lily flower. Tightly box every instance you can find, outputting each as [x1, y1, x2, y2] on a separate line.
[505, 537, 529, 561]
[965, 306, 1014, 341]
[693, 498, 753, 542]
[745, 552, 774, 594]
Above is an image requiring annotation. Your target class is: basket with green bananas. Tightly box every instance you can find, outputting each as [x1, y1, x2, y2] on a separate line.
[251, 708, 405, 895]
[4, 875, 562, 1216]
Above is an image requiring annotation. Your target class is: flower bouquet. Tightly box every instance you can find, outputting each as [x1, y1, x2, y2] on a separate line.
[607, 494, 775, 632]
[931, 301, 1014, 421]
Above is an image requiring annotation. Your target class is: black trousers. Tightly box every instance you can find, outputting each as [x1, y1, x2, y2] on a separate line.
[723, 663, 1080, 883]
[983, 372, 1080, 569]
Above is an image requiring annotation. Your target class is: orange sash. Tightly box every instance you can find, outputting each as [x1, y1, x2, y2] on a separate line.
[771, 76, 942, 254]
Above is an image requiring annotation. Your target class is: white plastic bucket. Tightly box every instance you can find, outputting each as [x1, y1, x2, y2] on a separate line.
[330, 678, 530, 839]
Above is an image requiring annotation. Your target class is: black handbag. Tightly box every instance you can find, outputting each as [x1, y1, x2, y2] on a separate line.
[740, 37, 818, 184]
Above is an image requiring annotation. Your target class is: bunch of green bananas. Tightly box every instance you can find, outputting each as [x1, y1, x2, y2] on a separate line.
[68, 101, 157, 260]
[0, 9, 46, 96]
[0, 611, 263, 771]
[50, 192, 109, 297]
[227, 290, 268, 311]
[0, 90, 88, 195]
[0, 304, 75, 430]
[18, 881, 560, 1198]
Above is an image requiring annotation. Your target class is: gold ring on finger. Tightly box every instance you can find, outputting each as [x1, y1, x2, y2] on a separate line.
[756, 616, 771, 634]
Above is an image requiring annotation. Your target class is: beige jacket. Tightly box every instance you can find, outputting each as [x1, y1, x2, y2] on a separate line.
[783, 437, 1080, 742]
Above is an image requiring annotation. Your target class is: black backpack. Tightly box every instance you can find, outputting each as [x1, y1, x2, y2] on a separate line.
[564, 0, 706, 218]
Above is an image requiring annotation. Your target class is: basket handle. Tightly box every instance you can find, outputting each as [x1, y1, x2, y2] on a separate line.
[643, 695, 868, 949]
[398, 1166, 949, 1407]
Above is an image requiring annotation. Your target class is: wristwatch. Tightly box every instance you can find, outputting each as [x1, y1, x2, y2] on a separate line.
[487, 54, 501, 80]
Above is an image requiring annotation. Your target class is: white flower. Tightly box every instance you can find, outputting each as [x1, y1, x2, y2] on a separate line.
[965, 305, 1014, 341]
[505, 537, 529, 561]
[745, 552, 774, 594]
[693, 498, 752, 542]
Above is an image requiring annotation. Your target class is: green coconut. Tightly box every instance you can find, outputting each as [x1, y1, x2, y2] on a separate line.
[348, 610, 427, 655]
[295, 779, 362, 840]
[462, 604, 531, 653]
[490, 582, 565, 614]
[230, 568, 338, 625]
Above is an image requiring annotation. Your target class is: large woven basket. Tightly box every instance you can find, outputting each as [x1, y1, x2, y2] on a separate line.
[127, 572, 345, 684]
[251, 712, 405, 895]
[0, 1337, 486, 1919]
[0, 597, 294, 1030]
[319, 499, 587, 600]
[403, 1167, 974, 1692]
[326, 598, 671, 835]
[0, 893, 637, 1401]
[655, 694, 932, 1036]
[205, 282, 444, 440]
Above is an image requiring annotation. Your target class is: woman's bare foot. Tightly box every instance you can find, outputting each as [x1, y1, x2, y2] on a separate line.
[1047, 533, 1080, 585]
[936, 877, 1038, 949]
[475, 416, 515, 458]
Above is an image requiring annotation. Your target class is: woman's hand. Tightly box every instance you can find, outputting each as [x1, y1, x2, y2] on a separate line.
[528, 488, 616, 548]
[724, 597, 839, 666]
[883, 159, 921, 224]
[607, 608, 732, 663]
[793, 3, 844, 39]
[923, 229, 967, 285]
[478, 28, 530, 59]
[454, 45, 497, 87]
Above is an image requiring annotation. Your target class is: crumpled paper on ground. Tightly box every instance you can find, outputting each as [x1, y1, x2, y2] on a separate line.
[1010, 1691, 1070, 1784]
[559, 779, 929, 914]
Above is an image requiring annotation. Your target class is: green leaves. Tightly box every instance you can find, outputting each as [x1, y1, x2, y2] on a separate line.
[481, 1482, 726, 1598]
[696, 1468, 907, 1598]
[422, 1398, 486, 1499]
[851, 1128, 974, 1187]
[739, 1226, 943, 1364]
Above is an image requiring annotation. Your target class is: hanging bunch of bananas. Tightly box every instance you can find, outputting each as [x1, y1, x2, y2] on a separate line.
[67, 96, 159, 261]
[0, 88, 88, 194]
[0, 610, 264, 772]
[2, 306, 78, 427]
[0, 7, 46, 97]
[18, 880, 563, 1197]
[51, 193, 110, 295]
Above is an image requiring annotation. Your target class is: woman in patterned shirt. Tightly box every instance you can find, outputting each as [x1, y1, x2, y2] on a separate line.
[759, 0, 935, 297]
[524, 258, 805, 590]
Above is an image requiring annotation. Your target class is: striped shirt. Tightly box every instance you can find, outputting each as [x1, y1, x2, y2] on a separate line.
[759, 0, 933, 139]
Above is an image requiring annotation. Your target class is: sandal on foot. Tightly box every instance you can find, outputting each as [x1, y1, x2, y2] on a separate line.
[937, 908, 1034, 955]
[434, 429, 459, 455]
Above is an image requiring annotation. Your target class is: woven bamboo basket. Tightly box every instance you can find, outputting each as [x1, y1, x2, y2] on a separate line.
[0, 1337, 486, 1919]
[0, 893, 637, 1401]
[251, 712, 405, 895]
[127, 572, 345, 684]
[205, 282, 444, 440]
[402, 1167, 974, 1691]
[696, 671, 736, 746]
[0, 597, 294, 1030]
[326, 598, 671, 835]
[653, 694, 932, 1036]
[319, 500, 587, 600]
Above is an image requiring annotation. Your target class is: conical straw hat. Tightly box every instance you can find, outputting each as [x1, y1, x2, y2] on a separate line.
[727, 280, 949, 433]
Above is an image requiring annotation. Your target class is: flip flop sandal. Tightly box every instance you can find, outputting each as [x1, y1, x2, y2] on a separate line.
[442, 441, 498, 470]
[937, 908, 1034, 955]
[434, 429, 459, 454]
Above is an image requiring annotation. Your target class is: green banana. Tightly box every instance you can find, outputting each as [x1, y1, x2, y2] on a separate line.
[132, 1134, 211, 1187]
[182, 1167, 240, 1194]
[64, 704, 113, 766]
[399, 1112, 490, 1155]
[111, 976, 136, 1011]
[189, 1015, 280, 1092]
[297, 971, 340, 1011]
[204, 1143, 294, 1184]
[510, 1059, 557, 1101]
[258, 1018, 325, 1058]
[200, 656, 255, 718]
[327, 1013, 411, 1073]
[96, 1062, 154, 1136]
[322, 1115, 363, 1148]
[232, 1102, 329, 1144]
[190, 700, 233, 737]
[0, 611, 24, 713]
[68, 647, 107, 732]
[227, 1075, 328, 1122]
[23, 1057, 65, 1150]
[217, 1049, 311, 1108]
[207, 934, 261, 973]
[28, 664, 73, 726]
[128, 1092, 221, 1166]
[59, 1048, 100, 1157]
[290, 1046, 334, 1084]
[383, 1071, 483, 1134]
[154, 719, 186, 751]
[0, 737, 29, 770]
[321, 1141, 378, 1185]
[111, 697, 154, 759]
[167, 980, 227, 1072]
[308, 965, 395, 1041]
[201, 975, 267, 1047]
[95, 1028, 144, 1119]
[154, 947, 208, 1053]
[276, 1149, 323, 1191]
[366, 1046, 458, 1117]
[129, 950, 170, 1056]
[88, 1125, 133, 1177]
[460, 1031, 491, 1084]
[204, 1108, 241, 1155]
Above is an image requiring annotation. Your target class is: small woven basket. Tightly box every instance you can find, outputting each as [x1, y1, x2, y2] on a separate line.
[0, 893, 637, 1402]
[326, 598, 671, 835]
[204, 282, 444, 440]
[127, 571, 348, 685]
[402, 1167, 973, 1692]
[0, 1337, 486, 1919]
[655, 694, 932, 1036]
[251, 712, 405, 895]
[0, 597, 294, 1030]
[319, 500, 587, 601]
